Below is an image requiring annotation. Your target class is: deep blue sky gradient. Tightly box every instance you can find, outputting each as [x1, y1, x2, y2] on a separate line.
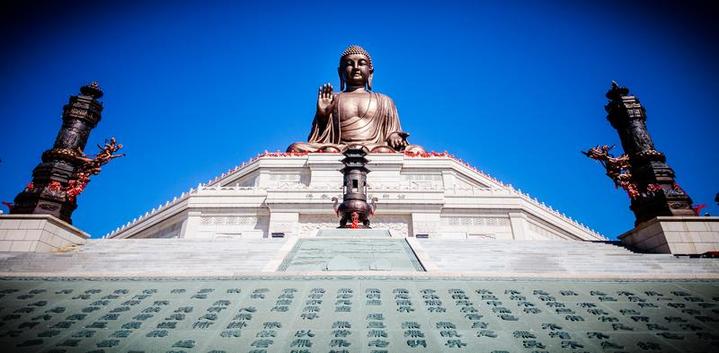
[1, 0, 717, 238]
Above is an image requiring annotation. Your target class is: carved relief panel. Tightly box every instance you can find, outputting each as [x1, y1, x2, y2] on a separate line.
[198, 215, 269, 237]
[440, 216, 512, 238]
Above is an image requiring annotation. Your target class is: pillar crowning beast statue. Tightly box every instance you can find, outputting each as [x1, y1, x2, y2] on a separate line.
[332, 146, 377, 228]
[584, 82, 694, 225]
[9, 82, 124, 224]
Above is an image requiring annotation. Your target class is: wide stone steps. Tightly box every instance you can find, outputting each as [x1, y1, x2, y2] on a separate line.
[0, 239, 288, 274]
[1, 238, 717, 277]
[415, 239, 719, 275]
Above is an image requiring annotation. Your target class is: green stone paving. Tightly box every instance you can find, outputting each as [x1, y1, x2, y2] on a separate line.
[277, 239, 424, 272]
[0, 277, 718, 353]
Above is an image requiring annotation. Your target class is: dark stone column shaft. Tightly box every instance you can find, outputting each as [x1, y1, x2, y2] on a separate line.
[604, 82, 694, 225]
[10, 83, 104, 223]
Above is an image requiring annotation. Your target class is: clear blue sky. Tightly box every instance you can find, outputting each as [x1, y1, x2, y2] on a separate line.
[1, 0, 717, 238]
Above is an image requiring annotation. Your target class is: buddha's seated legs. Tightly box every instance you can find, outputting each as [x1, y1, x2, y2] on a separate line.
[368, 144, 425, 154]
[287, 142, 343, 153]
[287, 141, 425, 154]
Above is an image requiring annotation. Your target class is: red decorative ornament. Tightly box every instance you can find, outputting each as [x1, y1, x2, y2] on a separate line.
[404, 150, 450, 158]
[623, 182, 640, 199]
[692, 204, 707, 216]
[350, 211, 360, 229]
[258, 151, 310, 158]
[65, 178, 88, 202]
[47, 181, 62, 192]
[646, 184, 663, 193]
[24, 182, 35, 192]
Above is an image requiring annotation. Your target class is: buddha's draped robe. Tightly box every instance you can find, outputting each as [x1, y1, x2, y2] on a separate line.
[287, 92, 423, 153]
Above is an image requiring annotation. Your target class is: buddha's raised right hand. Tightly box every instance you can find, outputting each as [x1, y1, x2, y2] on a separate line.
[316, 83, 335, 117]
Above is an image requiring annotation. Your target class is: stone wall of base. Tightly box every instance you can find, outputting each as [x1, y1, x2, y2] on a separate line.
[0, 214, 88, 252]
[619, 216, 719, 255]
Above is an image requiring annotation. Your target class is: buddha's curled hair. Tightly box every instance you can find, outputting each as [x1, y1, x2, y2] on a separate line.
[340, 45, 373, 70]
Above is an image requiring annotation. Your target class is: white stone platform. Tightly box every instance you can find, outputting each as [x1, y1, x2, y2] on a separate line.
[0, 214, 87, 252]
[103, 152, 605, 242]
[620, 216, 719, 255]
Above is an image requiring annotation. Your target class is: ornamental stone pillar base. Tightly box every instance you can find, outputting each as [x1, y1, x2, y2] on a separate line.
[619, 216, 719, 255]
[0, 214, 88, 252]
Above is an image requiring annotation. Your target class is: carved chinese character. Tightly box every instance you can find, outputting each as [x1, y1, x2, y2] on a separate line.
[220, 329, 241, 338]
[333, 321, 351, 328]
[444, 339, 466, 348]
[96, 339, 120, 348]
[513, 331, 536, 339]
[522, 340, 545, 349]
[549, 331, 571, 339]
[367, 321, 386, 328]
[332, 329, 351, 337]
[611, 323, 633, 331]
[330, 339, 352, 347]
[251, 339, 274, 348]
[192, 321, 213, 329]
[406, 339, 427, 348]
[367, 339, 388, 347]
[440, 330, 461, 337]
[404, 330, 424, 338]
[109, 330, 130, 338]
[368, 329, 388, 338]
[291, 338, 312, 347]
[173, 340, 195, 348]
[157, 321, 177, 329]
[255, 330, 277, 338]
[226, 321, 248, 329]
[294, 330, 315, 338]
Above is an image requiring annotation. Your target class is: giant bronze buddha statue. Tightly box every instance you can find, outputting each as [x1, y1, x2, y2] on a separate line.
[287, 45, 424, 154]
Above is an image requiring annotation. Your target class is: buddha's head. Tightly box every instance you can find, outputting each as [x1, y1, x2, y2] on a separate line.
[338, 45, 374, 91]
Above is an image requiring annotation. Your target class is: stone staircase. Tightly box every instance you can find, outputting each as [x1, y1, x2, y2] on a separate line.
[0, 238, 717, 277]
[0, 238, 287, 274]
[415, 238, 719, 275]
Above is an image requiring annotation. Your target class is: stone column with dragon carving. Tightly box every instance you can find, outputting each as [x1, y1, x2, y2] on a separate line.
[585, 82, 694, 225]
[10, 82, 123, 224]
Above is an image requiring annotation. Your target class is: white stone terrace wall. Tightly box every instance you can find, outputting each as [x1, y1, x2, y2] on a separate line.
[0, 214, 87, 252]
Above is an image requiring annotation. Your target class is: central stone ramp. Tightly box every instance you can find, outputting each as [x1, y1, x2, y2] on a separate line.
[278, 238, 424, 272]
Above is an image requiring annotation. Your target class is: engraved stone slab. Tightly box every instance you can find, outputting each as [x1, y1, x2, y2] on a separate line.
[0, 277, 717, 353]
